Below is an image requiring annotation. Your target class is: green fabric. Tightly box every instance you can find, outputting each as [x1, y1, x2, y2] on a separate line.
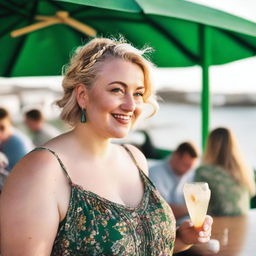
[51, 176, 176, 255]
[56, 0, 141, 12]
[1, 0, 256, 76]
[32, 147, 176, 255]
[137, 0, 256, 37]
[2, 0, 256, 157]
[195, 165, 250, 216]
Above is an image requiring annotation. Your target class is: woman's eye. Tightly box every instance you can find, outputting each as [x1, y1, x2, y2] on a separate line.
[111, 88, 123, 93]
[134, 92, 144, 97]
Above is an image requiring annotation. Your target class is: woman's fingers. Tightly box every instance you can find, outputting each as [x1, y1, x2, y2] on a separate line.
[198, 216, 213, 243]
[204, 215, 213, 227]
[198, 230, 211, 242]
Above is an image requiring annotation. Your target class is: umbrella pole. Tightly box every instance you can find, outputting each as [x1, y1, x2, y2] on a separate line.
[200, 25, 211, 151]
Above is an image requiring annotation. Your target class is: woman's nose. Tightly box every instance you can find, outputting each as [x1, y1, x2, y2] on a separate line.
[121, 94, 136, 112]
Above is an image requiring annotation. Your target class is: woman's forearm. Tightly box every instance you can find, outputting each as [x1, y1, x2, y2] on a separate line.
[174, 230, 193, 253]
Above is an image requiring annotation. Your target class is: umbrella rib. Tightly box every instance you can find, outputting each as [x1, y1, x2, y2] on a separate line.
[220, 30, 256, 54]
[83, 15, 143, 23]
[0, 20, 26, 38]
[10, 19, 61, 38]
[10, 11, 97, 38]
[54, 11, 96, 37]
[45, 0, 99, 23]
[4, 35, 29, 77]
[86, 14, 199, 63]
[0, 1, 31, 17]
[45, 0, 65, 10]
[143, 15, 199, 63]
[69, 6, 94, 16]
[4, 1, 38, 76]
[45, 0, 94, 16]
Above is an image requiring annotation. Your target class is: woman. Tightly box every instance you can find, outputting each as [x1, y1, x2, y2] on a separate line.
[195, 127, 256, 216]
[0, 37, 212, 255]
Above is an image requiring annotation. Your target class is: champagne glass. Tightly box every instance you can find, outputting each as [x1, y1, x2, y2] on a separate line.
[183, 182, 211, 231]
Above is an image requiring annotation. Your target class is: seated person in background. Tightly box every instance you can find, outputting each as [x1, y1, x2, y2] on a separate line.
[149, 142, 199, 224]
[0, 152, 9, 191]
[195, 127, 256, 216]
[24, 109, 61, 146]
[0, 107, 33, 172]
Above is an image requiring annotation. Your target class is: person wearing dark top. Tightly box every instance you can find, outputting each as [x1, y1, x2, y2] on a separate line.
[0, 37, 212, 255]
[0, 107, 33, 171]
[24, 109, 60, 146]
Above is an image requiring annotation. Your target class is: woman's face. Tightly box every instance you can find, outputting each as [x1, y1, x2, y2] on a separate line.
[85, 58, 145, 139]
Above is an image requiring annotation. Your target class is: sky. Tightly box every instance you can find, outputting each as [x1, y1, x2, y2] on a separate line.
[157, 0, 256, 93]
[1, 0, 256, 94]
[187, 0, 256, 22]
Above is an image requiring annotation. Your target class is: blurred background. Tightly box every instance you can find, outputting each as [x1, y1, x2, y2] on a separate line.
[1, 0, 256, 168]
[1, 55, 256, 168]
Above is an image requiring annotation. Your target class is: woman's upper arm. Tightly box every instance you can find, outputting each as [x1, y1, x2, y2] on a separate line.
[0, 151, 61, 256]
[125, 144, 149, 176]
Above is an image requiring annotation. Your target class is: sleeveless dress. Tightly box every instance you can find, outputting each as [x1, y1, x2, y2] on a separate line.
[33, 145, 176, 256]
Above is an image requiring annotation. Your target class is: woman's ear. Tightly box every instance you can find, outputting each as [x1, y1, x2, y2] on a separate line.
[75, 83, 88, 108]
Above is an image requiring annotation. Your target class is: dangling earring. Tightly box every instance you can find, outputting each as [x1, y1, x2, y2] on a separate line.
[80, 108, 87, 123]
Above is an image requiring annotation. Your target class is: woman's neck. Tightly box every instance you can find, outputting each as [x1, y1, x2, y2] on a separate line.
[71, 124, 112, 159]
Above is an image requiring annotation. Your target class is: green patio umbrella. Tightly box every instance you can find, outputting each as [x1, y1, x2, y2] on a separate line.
[1, 0, 256, 148]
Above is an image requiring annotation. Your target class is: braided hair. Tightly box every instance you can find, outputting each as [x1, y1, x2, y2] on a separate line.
[56, 37, 157, 126]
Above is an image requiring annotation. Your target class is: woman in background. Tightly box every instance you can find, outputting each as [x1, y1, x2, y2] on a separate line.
[195, 127, 255, 216]
[0, 37, 212, 255]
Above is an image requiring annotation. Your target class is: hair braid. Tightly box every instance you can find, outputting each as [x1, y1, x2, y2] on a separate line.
[56, 37, 158, 126]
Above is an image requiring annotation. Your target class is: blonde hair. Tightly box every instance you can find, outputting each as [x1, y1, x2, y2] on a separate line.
[56, 37, 158, 126]
[203, 127, 255, 195]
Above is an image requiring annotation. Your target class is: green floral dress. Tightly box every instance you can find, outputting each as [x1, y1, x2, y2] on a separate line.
[34, 146, 176, 256]
[195, 164, 250, 216]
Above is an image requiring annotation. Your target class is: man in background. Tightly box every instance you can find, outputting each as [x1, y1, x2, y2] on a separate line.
[24, 109, 60, 146]
[149, 141, 199, 224]
[0, 107, 33, 172]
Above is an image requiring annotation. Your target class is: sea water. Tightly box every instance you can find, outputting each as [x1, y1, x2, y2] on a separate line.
[135, 102, 256, 169]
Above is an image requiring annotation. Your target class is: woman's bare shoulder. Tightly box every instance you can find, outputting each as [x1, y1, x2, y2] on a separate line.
[122, 144, 149, 175]
[2, 148, 64, 197]
[0, 149, 63, 255]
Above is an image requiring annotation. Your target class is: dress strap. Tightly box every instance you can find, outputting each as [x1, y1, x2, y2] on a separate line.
[121, 144, 157, 189]
[32, 147, 72, 185]
[121, 144, 142, 172]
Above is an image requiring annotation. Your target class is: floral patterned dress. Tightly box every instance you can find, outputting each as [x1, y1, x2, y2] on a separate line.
[34, 145, 176, 256]
[195, 164, 250, 216]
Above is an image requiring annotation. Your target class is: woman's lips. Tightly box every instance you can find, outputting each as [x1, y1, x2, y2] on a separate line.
[112, 114, 132, 124]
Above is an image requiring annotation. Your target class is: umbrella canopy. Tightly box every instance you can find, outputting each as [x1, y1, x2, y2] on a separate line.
[1, 0, 256, 76]
[1, 0, 256, 147]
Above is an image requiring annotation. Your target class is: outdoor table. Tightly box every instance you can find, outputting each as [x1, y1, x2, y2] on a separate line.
[175, 209, 256, 256]
[210, 209, 256, 256]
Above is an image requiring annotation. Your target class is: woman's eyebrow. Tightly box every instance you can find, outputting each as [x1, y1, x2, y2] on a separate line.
[108, 81, 127, 87]
[108, 81, 145, 90]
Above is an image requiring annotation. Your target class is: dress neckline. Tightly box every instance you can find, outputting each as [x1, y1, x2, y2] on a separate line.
[70, 170, 150, 213]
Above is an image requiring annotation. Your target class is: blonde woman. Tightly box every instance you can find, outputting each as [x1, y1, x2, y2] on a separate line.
[195, 127, 256, 216]
[0, 37, 212, 255]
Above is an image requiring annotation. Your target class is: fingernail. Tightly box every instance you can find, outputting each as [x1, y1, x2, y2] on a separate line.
[199, 231, 204, 237]
[204, 225, 209, 231]
[198, 237, 206, 243]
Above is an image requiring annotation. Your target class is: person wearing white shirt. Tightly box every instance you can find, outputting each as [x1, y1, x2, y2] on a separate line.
[149, 142, 199, 225]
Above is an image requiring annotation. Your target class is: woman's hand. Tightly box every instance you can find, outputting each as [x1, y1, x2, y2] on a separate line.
[177, 215, 213, 245]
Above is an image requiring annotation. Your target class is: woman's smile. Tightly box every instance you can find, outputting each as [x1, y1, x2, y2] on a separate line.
[111, 113, 132, 125]
[85, 58, 144, 138]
